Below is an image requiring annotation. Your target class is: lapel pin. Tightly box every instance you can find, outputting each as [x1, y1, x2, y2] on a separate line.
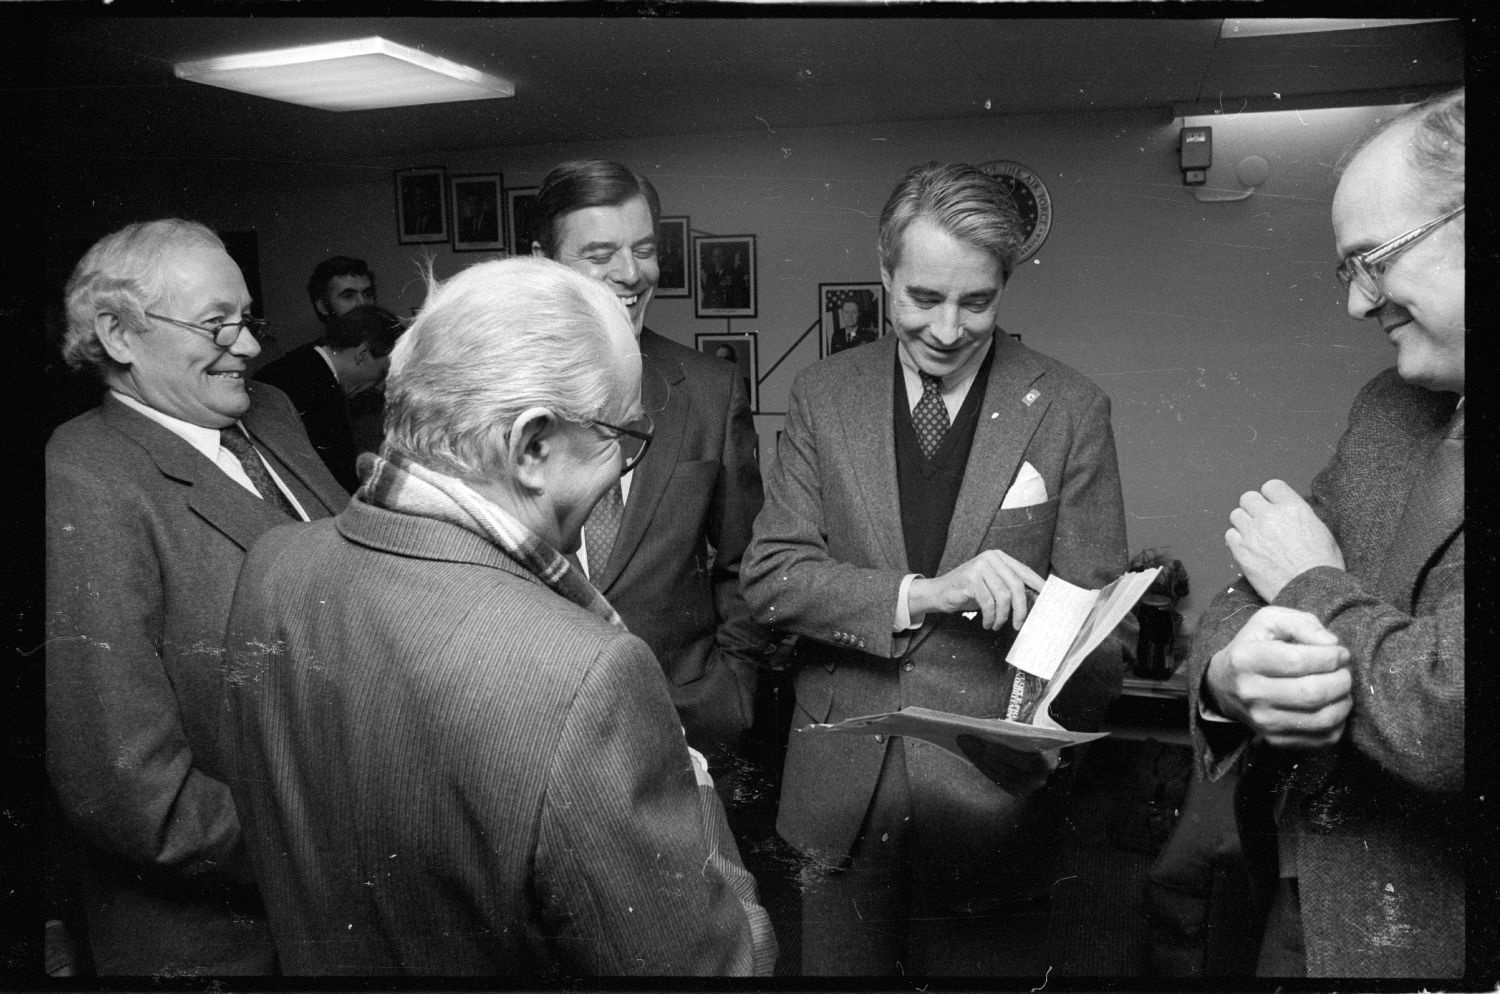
[1022, 388, 1041, 407]
[990, 412, 999, 419]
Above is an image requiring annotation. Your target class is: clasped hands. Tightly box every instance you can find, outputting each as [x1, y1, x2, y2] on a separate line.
[1205, 606, 1351, 748]
[1226, 479, 1344, 602]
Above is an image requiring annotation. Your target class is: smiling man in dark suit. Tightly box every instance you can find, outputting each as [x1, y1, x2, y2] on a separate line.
[1187, 88, 1465, 979]
[45, 219, 349, 975]
[743, 162, 1130, 975]
[532, 160, 775, 771]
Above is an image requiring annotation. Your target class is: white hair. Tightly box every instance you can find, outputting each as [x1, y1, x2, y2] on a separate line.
[62, 219, 225, 376]
[382, 256, 635, 483]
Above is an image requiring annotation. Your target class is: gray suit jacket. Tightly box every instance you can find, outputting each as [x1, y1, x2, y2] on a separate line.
[1187, 368, 1464, 977]
[590, 329, 772, 755]
[743, 334, 1129, 899]
[223, 497, 774, 975]
[45, 384, 348, 974]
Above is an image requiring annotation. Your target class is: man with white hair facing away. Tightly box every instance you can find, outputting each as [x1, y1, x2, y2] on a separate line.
[222, 257, 775, 976]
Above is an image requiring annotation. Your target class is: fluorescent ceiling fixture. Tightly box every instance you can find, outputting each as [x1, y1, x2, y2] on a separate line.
[173, 36, 513, 112]
[1220, 18, 1452, 39]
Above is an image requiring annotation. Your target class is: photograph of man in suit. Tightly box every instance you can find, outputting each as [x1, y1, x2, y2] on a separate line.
[45, 219, 349, 975]
[828, 294, 880, 355]
[1186, 88, 1465, 979]
[255, 304, 404, 493]
[223, 257, 774, 975]
[743, 162, 1130, 976]
[531, 159, 774, 773]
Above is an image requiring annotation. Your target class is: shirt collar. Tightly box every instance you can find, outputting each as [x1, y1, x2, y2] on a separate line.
[111, 389, 238, 464]
[895, 334, 994, 395]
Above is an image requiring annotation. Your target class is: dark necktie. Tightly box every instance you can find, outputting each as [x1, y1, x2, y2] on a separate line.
[913, 371, 951, 459]
[584, 482, 624, 580]
[219, 428, 299, 520]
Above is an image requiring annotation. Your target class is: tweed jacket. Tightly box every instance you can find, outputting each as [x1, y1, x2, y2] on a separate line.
[222, 497, 775, 976]
[254, 343, 359, 494]
[1187, 368, 1464, 978]
[589, 329, 773, 755]
[742, 333, 1129, 899]
[45, 384, 348, 975]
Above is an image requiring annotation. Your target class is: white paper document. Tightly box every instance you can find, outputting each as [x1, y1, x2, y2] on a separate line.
[805, 567, 1160, 759]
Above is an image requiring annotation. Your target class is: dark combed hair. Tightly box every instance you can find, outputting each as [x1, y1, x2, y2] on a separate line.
[878, 162, 1024, 283]
[306, 255, 375, 307]
[533, 160, 662, 258]
[322, 304, 405, 356]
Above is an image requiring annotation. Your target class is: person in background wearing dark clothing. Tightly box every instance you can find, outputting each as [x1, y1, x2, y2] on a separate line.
[1187, 88, 1465, 979]
[255, 304, 404, 493]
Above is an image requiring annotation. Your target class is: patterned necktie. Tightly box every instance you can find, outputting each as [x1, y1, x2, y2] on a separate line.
[584, 482, 624, 580]
[219, 428, 299, 520]
[913, 371, 950, 459]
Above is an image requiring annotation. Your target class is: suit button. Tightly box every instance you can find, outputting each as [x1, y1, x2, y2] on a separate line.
[902, 661, 914, 672]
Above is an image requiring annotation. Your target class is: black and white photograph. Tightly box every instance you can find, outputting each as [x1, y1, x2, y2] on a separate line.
[395, 167, 447, 244]
[819, 282, 885, 357]
[695, 332, 758, 412]
[694, 234, 756, 318]
[655, 216, 691, 297]
[505, 187, 540, 256]
[450, 173, 504, 252]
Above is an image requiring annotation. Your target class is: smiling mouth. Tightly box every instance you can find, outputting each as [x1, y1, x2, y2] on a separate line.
[208, 370, 245, 379]
[620, 293, 641, 308]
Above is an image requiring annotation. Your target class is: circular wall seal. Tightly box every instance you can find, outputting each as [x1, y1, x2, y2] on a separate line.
[977, 159, 1052, 263]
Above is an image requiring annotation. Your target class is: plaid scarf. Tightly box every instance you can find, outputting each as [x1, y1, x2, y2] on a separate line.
[356, 451, 627, 632]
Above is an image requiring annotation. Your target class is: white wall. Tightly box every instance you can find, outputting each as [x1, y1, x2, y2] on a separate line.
[46, 101, 1406, 627]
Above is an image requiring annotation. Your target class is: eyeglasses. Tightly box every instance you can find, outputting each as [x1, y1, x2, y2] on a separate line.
[591, 413, 655, 475]
[144, 311, 270, 349]
[1335, 205, 1465, 306]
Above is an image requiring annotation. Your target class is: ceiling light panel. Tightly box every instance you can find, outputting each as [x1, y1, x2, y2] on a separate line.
[174, 36, 514, 112]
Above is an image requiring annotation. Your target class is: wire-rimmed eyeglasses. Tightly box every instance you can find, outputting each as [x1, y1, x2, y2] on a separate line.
[1335, 204, 1465, 307]
[591, 414, 655, 475]
[144, 311, 271, 349]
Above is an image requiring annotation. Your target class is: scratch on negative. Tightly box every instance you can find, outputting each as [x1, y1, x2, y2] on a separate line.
[17, 635, 110, 657]
[1032, 964, 1053, 991]
[755, 115, 774, 134]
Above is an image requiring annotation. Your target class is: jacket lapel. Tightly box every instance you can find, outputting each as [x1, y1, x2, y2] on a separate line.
[593, 330, 684, 591]
[241, 383, 340, 518]
[840, 338, 907, 572]
[1377, 404, 1464, 606]
[937, 336, 1047, 574]
[101, 395, 289, 553]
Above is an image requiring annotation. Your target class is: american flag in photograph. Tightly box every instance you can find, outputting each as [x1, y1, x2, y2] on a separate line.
[825, 286, 876, 312]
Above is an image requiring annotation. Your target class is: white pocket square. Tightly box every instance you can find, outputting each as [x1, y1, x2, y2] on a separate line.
[1000, 461, 1048, 509]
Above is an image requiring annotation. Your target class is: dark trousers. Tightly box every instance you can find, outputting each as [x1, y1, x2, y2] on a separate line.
[799, 738, 1050, 977]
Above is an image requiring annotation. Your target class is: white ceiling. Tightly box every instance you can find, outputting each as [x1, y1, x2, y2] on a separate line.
[34, 15, 1465, 164]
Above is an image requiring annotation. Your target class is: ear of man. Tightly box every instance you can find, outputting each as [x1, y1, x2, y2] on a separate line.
[94, 312, 134, 366]
[507, 406, 562, 493]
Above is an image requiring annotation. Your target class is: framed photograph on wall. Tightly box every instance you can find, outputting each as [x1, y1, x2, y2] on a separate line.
[655, 215, 691, 298]
[450, 173, 504, 252]
[395, 167, 448, 244]
[694, 234, 756, 318]
[819, 282, 886, 357]
[506, 187, 540, 256]
[695, 332, 759, 412]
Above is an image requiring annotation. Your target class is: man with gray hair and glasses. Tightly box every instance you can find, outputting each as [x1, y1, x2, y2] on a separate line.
[45, 218, 349, 974]
[222, 257, 775, 976]
[1187, 87, 1465, 977]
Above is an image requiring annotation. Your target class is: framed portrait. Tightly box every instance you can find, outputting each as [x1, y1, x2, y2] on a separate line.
[695, 332, 759, 412]
[395, 167, 448, 244]
[450, 173, 504, 252]
[506, 187, 540, 256]
[693, 234, 756, 318]
[819, 282, 886, 357]
[655, 215, 691, 298]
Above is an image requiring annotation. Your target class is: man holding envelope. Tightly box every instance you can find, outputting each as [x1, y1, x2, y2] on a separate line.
[743, 162, 1130, 976]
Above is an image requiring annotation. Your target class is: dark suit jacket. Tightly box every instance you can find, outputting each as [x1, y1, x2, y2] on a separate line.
[255, 343, 359, 493]
[223, 497, 774, 975]
[1187, 369, 1464, 977]
[45, 384, 348, 975]
[743, 333, 1129, 899]
[591, 329, 771, 754]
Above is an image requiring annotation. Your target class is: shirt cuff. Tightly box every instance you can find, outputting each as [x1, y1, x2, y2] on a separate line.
[894, 574, 926, 631]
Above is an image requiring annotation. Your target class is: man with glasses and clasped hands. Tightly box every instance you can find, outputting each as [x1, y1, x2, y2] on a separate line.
[45, 219, 349, 975]
[1186, 88, 1466, 977]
